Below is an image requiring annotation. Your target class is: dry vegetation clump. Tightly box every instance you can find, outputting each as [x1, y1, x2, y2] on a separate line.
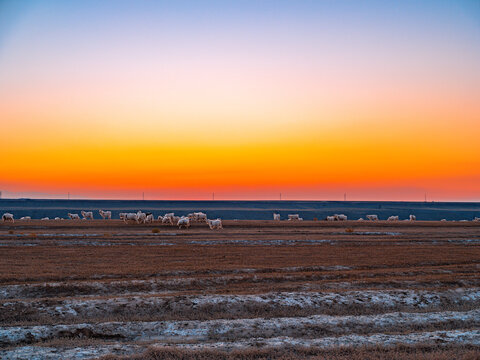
[152, 228, 160, 233]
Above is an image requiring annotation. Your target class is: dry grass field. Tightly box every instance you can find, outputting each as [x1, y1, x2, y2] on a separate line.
[1, 220, 479, 359]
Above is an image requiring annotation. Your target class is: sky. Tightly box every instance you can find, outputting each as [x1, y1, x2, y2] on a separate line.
[0, 0, 479, 201]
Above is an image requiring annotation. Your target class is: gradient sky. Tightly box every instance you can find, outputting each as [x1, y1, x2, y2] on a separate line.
[1, 0, 479, 200]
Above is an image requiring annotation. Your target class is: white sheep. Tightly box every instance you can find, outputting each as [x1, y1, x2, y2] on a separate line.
[81, 211, 94, 220]
[177, 216, 190, 229]
[441, 219, 447, 222]
[473, 217, 480, 222]
[136, 211, 147, 224]
[326, 216, 336, 221]
[119, 213, 127, 221]
[20, 216, 31, 221]
[336, 214, 348, 221]
[2, 213, 14, 223]
[194, 212, 208, 222]
[409, 214, 416, 221]
[208, 218, 223, 230]
[145, 213, 154, 223]
[273, 213, 281, 221]
[387, 216, 399, 221]
[123, 213, 139, 224]
[54, 217, 61, 220]
[366, 214, 379, 221]
[41, 217, 49, 221]
[68, 213, 80, 220]
[357, 218, 364, 221]
[99, 210, 112, 219]
[288, 214, 300, 221]
[162, 216, 173, 225]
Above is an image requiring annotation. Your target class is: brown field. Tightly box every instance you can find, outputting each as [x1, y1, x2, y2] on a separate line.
[1, 220, 479, 359]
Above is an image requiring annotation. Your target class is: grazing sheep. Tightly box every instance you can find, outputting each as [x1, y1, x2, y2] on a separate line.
[145, 213, 154, 223]
[357, 218, 364, 221]
[136, 211, 147, 224]
[208, 218, 223, 230]
[288, 214, 300, 221]
[99, 210, 112, 219]
[326, 216, 336, 221]
[2, 213, 14, 223]
[273, 213, 281, 221]
[194, 212, 208, 223]
[54, 217, 61, 220]
[162, 216, 173, 225]
[20, 216, 31, 221]
[409, 214, 416, 221]
[68, 213, 80, 220]
[387, 216, 399, 221]
[41, 217, 49, 221]
[177, 216, 190, 229]
[366, 214, 379, 221]
[473, 217, 480, 222]
[336, 214, 348, 221]
[441, 219, 447, 222]
[119, 213, 127, 221]
[123, 213, 139, 224]
[81, 211, 94, 220]
[157, 215, 164, 221]
[171, 216, 181, 225]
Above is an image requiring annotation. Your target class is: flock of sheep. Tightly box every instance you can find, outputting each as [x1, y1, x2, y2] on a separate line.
[274, 213, 415, 221]
[1, 210, 223, 230]
[2, 211, 480, 226]
[274, 213, 480, 222]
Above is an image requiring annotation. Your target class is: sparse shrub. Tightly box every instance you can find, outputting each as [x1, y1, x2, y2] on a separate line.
[8, 230, 14, 234]
[152, 228, 160, 233]
[30, 233, 37, 238]
[345, 228, 354, 233]
[313, 217, 318, 221]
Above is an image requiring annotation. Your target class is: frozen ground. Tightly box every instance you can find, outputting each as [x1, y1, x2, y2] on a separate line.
[0, 220, 479, 359]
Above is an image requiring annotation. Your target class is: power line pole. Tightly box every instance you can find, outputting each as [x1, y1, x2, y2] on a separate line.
[67, 192, 70, 200]
[280, 193, 282, 201]
[142, 192, 145, 201]
[212, 192, 215, 201]
[344, 193, 347, 201]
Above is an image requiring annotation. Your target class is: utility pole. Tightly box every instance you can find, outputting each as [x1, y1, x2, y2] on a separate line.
[67, 192, 70, 200]
[280, 193, 282, 201]
[142, 192, 145, 201]
[424, 193, 427, 202]
[344, 193, 347, 201]
[212, 192, 215, 201]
